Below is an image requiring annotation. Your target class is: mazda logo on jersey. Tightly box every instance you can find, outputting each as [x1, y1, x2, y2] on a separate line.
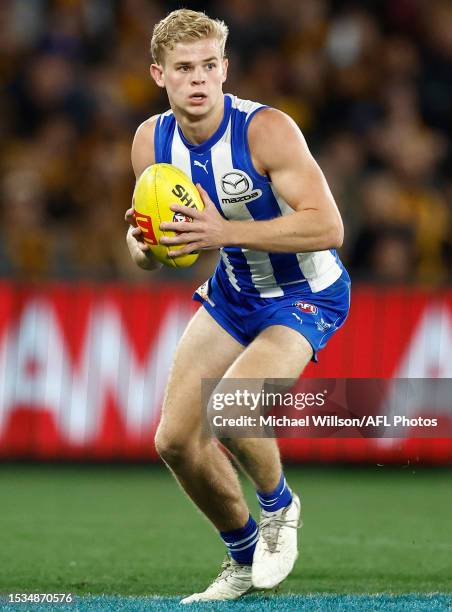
[220, 171, 262, 204]
[222, 171, 250, 195]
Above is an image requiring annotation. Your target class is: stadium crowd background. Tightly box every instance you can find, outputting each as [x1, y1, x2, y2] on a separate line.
[1, 0, 451, 285]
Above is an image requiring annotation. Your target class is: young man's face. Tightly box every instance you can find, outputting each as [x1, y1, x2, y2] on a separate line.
[151, 37, 228, 118]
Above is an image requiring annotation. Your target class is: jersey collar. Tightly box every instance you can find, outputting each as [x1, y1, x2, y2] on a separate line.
[177, 94, 232, 154]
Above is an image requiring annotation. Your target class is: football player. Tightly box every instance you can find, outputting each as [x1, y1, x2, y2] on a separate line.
[125, 9, 350, 603]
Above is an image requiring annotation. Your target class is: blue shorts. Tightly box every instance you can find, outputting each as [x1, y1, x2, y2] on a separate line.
[193, 268, 351, 362]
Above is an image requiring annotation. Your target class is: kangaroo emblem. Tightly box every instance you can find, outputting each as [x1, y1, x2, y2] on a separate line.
[194, 159, 209, 174]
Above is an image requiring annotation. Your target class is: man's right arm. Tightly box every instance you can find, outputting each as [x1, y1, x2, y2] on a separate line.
[125, 116, 162, 271]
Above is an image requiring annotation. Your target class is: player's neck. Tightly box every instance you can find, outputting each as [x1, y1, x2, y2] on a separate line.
[174, 97, 225, 146]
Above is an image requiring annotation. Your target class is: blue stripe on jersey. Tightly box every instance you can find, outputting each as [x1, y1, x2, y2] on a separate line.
[154, 114, 175, 164]
[154, 115, 162, 162]
[218, 250, 257, 294]
[189, 150, 227, 216]
[230, 107, 248, 173]
[269, 253, 305, 286]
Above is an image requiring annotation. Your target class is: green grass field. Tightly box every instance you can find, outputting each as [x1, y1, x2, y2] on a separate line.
[0, 464, 451, 610]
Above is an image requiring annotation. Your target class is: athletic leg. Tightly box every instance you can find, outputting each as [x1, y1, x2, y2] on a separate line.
[157, 307, 262, 603]
[213, 325, 312, 589]
[155, 306, 249, 531]
[218, 325, 313, 492]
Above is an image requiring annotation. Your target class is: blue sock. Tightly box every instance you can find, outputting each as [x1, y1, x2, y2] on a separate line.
[256, 472, 293, 512]
[220, 515, 258, 565]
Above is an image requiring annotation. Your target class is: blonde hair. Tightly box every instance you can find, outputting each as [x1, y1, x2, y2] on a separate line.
[151, 9, 229, 65]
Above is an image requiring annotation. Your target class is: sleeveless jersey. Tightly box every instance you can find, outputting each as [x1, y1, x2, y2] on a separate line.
[154, 94, 344, 297]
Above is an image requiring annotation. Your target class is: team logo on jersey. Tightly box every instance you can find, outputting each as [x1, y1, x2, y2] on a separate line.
[220, 171, 262, 204]
[294, 301, 318, 315]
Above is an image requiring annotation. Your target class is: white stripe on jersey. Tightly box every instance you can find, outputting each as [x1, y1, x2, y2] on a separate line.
[296, 251, 342, 292]
[211, 133, 247, 220]
[171, 128, 191, 176]
[211, 128, 283, 297]
[230, 95, 262, 118]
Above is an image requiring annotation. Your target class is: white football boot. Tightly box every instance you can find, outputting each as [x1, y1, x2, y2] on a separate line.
[252, 493, 301, 589]
[180, 556, 253, 604]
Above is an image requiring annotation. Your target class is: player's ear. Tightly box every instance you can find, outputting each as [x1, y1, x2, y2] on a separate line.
[150, 63, 165, 88]
[221, 58, 228, 83]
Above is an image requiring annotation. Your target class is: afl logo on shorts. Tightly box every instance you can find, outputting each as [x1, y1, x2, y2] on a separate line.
[294, 301, 318, 315]
[221, 171, 250, 195]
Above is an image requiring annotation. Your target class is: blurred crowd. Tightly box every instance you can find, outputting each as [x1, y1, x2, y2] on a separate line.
[1, 0, 451, 284]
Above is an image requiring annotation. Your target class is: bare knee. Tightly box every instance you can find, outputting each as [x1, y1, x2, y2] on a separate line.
[154, 427, 197, 467]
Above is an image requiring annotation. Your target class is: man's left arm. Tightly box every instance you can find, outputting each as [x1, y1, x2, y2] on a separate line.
[231, 108, 343, 253]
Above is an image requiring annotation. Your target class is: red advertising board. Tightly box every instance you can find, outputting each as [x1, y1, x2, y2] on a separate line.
[0, 282, 451, 463]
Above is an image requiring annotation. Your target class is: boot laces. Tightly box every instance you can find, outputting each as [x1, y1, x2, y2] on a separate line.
[259, 506, 300, 553]
[212, 557, 239, 584]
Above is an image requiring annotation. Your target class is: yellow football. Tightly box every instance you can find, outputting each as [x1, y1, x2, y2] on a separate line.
[132, 163, 204, 268]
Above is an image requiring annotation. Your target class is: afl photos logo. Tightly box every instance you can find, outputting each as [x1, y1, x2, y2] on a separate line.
[220, 171, 262, 204]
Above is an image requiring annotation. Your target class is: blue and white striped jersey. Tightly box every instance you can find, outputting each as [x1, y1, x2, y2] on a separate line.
[154, 94, 345, 297]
